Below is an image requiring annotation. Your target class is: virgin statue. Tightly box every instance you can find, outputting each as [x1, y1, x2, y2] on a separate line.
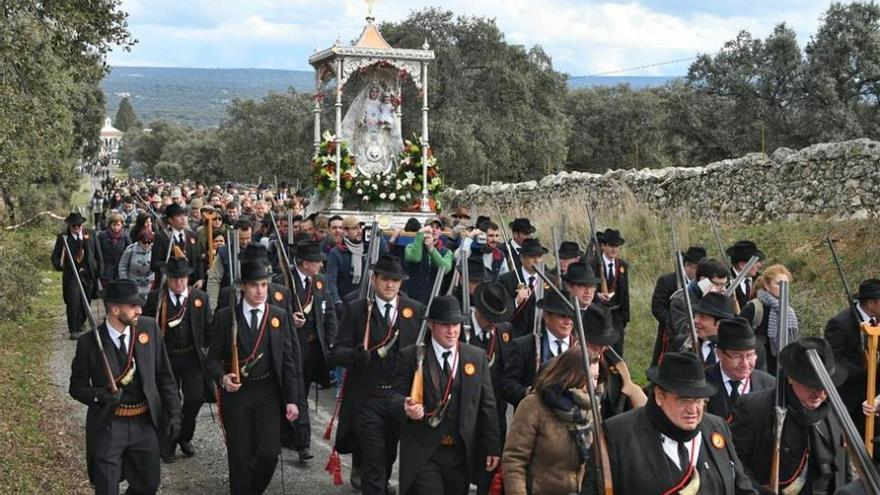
[340, 82, 403, 175]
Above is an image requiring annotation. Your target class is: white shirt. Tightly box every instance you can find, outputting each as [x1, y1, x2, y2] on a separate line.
[720, 367, 751, 396]
[295, 266, 311, 292]
[471, 307, 489, 342]
[521, 267, 536, 288]
[106, 320, 131, 352]
[701, 340, 717, 362]
[857, 303, 874, 324]
[660, 431, 703, 471]
[431, 337, 458, 378]
[547, 332, 571, 357]
[732, 268, 751, 295]
[171, 228, 186, 243]
[376, 295, 398, 326]
[168, 287, 189, 305]
[602, 254, 616, 278]
[242, 300, 265, 328]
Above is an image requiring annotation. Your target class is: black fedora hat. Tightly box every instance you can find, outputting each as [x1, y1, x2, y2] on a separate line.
[426, 295, 467, 324]
[236, 261, 270, 283]
[716, 317, 758, 350]
[725, 240, 764, 263]
[295, 240, 326, 262]
[558, 241, 584, 260]
[600, 228, 625, 247]
[372, 254, 409, 281]
[647, 352, 717, 398]
[562, 262, 600, 286]
[582, 304, 620, 346]
[160, 257, 195, 278]
[240, 244, 270, 263]
[465, 258, 490, 283]
[64, 211, 86, 225]
[519, 238, 549, 257]
[509, 218, 536, 234]
[164, 203, 187, 218]
[855, 279, 880, 301]
[102, 280, 145, 306]
[682, 246, 708, 264]
[473, 282, 514, 323]
[537, 288, 576, 318]
[779, 337, 847, 389]
[693, 292, 736, 320]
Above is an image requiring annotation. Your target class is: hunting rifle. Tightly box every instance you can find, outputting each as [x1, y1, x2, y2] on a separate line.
[724, 256, 761, 301]
[806, 348, 880, 494]
[227, 229, 241, 384]
[768, 280, 791, 493]
[572, 296, 613, 495]
[671, 225, 702, 364]
[267, 211, 304, 313]
[409, 268, 450, 408]
[585, 202, 608, 296]
[493, 207, 525, 287]
[62, 235, 118, 394]
[460, 247, 472, 340]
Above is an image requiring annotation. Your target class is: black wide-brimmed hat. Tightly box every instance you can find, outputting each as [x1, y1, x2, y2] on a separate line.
[537, 288, 576, 318]
[599, 228, 625, 247]
[64, 211, 86, 225]
[160, 257, 194, 278]
[509, 218, 536, 234]
[164, 203, 187, 218]
[717, 317, 758, 351]
[855, 279, 880, 301]
[693, 292, 736, 320]
[102, 280, 145, 306]
[682, 246, 708, 264]
[558, 241, 584, 260]
[779, 337, 847, 389]
[582, 304, 620, 346]
[236, 260, 270, 283]
[562, 262, 601, 286]
[473, 282, 514, 323]
[726, 240, 764, 263]
[519, 238, 548, 257]
[239, 244, 270, 264]
[648, 352, 717, 398]
[372, 254, 409, 281]
[465, 258, 490, 283]
[295, 240, 326, 262]
[426, 295, 467, 324]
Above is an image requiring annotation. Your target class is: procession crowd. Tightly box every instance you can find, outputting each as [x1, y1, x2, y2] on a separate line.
[54, 174, 880, 494]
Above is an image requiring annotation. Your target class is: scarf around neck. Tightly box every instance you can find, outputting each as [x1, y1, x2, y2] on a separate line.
[646, 395, 701, 443]
[758, 289, 799, 356]
[541, 386, 594, 462]
[344, 237, 365, 285]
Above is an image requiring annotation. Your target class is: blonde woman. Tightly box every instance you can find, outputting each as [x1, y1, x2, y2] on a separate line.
[740, 264, 798, 374]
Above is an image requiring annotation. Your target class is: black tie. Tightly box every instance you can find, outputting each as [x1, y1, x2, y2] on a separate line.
[442, 350, 452, 378]
[556, 340, 564, 357]
[174, 293, 183, 310]
[705, 341, 717, 365]
[729, 380, 741, 402]
[677, 441, 690, 473]
[744, 279, 751, 297]
[116, 334, 127, 367]
[384, 303, 393, 329]
[528, 276, 535, 289]
[177, 233, 185, 245]
[118, 334, 127, 353]
[607, 262, 614, 282]
[304, 276, 311, 296]
[250, 308, 260, 337]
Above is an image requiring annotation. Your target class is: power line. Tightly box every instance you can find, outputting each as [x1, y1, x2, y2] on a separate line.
[577, 56, 699, 78]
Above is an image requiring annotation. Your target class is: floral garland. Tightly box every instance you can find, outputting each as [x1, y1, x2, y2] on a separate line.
[398, 135, 443, 210]
[351, 171, 415, 205]
[312, 131, 355, 194]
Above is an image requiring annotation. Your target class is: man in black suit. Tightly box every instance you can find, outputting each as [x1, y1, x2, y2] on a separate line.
[280, 240, 338, 464]
[726, 240, 764, 310]
[593, 228, 630, 356]
[500, 217, 536, 276]
[603, 352, 753, 494]
[668, 258, 731, 352]
[391, 295, 501, 495]
[732, 338, 851, 493]
[465, 282, 514, 495]
[69, 280, 182, 495]
[650, 246, 706, 367]
[561, 261, 599, 310]
[824, 278, 880, 435]
[330, 254, 425, 495]
[52, 211, 104, 339]
[705, 317, 774, 423]
[206, 261, 301, 495]
[143, 257, 213, 462]
[498, 238, 548, 338]
[150, 203, 204, 288]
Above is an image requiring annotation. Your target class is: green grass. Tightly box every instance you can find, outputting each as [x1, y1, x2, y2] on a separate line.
[502, 197, 880, 384]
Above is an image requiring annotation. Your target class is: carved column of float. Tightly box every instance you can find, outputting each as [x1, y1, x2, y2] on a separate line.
[313, 74, 322, 156]
[419, 58, 430, 212]
[333, 57, 344, 210]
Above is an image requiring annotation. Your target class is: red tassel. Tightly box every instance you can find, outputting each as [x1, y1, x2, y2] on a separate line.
[488, 468, 504, 495]
[323, 419, 334, 441]
[323, 370, 347, 441]
[325, 449, 343, 485]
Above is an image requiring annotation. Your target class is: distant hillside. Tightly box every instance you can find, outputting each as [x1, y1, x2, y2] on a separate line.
[101, 66, 679, 128]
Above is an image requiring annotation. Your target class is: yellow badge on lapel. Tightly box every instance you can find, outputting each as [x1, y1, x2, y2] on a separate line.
[619, 266, 625, 274]
[710, 432, 725, 449]
[138, 332, 149, 345]
[463, 363, 476, 376]
[401, 307, 414, 319]
[274, 291, 284, 302]
[83, 233, 90, 240]
[316, 280, 323, 290]
[271, 317, 281, 329]
[189, 237, 196, 244]
[193, 298, 203, 308]
[502, 332, 510, 343]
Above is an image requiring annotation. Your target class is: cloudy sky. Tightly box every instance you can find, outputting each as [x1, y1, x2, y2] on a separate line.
[108, 0, 849, 76]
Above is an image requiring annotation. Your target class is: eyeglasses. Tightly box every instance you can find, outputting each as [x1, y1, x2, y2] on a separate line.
[721, 351, 758, 363]
[674, 397, 709, 407]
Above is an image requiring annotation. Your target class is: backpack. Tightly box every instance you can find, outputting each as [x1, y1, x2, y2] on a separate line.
[748, 298, 764, 330]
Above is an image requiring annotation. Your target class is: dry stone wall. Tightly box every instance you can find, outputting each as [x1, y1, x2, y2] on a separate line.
[442, 139, 880, 223]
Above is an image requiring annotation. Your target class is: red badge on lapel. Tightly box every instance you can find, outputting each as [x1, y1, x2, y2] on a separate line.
[138, 332, 149, 345]
[502, 333, 510, 343]
[189, 237, 196, 244]
[193, 298, 203, 308]
[83, 233, 90, 240]
[315, 280, 323, 290]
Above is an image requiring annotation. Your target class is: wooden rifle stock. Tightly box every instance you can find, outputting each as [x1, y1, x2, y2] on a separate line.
[63, 235, 117, 394]
[228, 230, 241, 384]
[864, 321, 880, 457]
[203, 210, 217, 269]
[409, 364, 424, 405]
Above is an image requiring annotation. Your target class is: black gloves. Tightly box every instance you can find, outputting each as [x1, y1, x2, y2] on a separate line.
[354, 345, 371, 367]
